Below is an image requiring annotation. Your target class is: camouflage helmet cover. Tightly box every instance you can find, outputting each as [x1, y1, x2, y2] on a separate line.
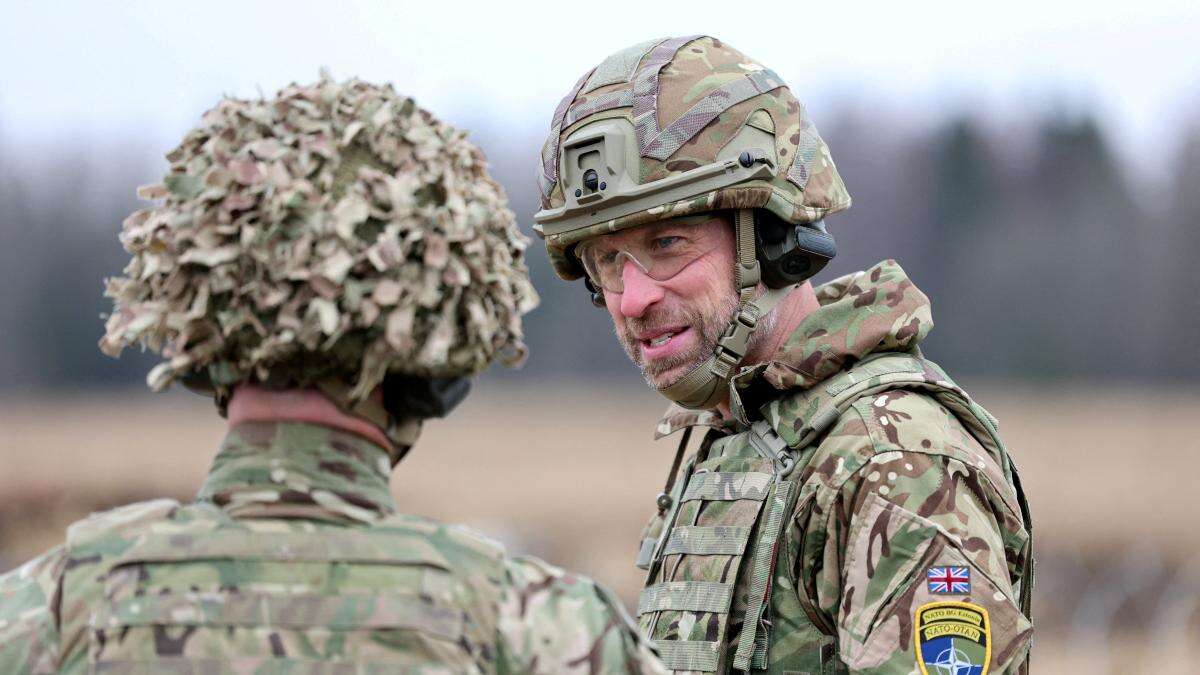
[534, 35, 850, 281]
[100, 75, 539, 403]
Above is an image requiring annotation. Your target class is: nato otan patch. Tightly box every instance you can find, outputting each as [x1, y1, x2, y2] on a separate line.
[915, 601, 991, 675]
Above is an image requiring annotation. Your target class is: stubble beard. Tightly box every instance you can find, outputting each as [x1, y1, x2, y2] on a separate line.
[616, 284, 777, 391]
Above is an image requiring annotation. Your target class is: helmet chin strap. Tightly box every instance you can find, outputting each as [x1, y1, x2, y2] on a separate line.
[656, 208, 793, 411]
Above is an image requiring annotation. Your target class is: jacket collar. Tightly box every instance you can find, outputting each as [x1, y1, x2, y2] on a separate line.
[656, 259, 933, 434]
[198, 421, 397, 524]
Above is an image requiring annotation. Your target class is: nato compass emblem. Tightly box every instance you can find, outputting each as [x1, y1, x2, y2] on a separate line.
[927, 566, 971, 594]
[915, 601, 991, 675]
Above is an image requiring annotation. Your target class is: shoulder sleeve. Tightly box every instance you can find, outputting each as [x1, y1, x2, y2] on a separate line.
[802, 390, 1032, 674]
[0, 546, 67, 673]
[495, 555, 666, 675]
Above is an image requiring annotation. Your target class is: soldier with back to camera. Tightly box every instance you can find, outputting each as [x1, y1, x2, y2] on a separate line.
[533, 36, 1034, 674]
[0, 75, 666, 674]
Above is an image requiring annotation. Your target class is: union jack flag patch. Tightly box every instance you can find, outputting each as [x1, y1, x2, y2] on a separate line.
[926, 566, 971, 594]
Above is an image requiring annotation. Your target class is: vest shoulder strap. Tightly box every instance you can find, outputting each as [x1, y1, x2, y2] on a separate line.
[762, 352, 959, 449]
[65, 498, 180, 551]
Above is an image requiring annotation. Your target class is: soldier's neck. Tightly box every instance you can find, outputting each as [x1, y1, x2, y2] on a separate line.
[716, 282, 819, 419]
[227, 384, 396, 454]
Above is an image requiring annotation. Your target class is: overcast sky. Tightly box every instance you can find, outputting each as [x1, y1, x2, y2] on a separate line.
[2, 0, 1198, 187]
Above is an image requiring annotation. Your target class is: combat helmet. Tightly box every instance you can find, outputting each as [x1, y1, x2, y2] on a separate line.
[534, 36, 850, 412]
[100, 75, 539, 448]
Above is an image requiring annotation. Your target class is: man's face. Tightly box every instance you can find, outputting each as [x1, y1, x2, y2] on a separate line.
[581, 213, 740, 389]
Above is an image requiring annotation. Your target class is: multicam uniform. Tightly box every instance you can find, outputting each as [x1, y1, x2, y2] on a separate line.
[0, 422, 661, 673]
[533, 36, 1034, 673]
[634, 261, 1033, 673]
[0, 76, 666, 673]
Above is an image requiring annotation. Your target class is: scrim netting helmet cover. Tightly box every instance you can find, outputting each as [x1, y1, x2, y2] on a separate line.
[100, 75, 539, 403]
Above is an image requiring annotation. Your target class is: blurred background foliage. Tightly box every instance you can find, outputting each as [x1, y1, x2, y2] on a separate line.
[1, 108, 1197, 389]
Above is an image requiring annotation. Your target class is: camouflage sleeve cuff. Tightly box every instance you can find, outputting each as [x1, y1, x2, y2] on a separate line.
[0, 545, 67, 672]
[497, 556, 666, 674]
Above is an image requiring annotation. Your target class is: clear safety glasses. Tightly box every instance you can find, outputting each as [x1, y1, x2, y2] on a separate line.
[574, 218, 725, 293]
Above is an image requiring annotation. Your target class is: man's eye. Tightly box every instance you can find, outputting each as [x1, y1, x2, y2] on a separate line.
[652, 236, 682, 250]
[599, 250, 618, 264]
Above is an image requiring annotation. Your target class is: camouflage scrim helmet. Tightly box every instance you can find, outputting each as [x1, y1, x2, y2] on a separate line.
[533, 35, 851, 281]
[100, 75, 539, 404]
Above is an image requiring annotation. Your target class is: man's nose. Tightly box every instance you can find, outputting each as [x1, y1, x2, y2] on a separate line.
[617, 260, 664, 318]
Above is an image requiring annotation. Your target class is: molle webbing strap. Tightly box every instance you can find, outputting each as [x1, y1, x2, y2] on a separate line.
[582, 38, 664, 94]
[536, 136, 556, 200]
[110, 530, 451, 568]
[654, 640, 720, 672]
[752, 629, 770, 669]
[634, 537, 656, 570]
[94, 657, 457, 674]
[662, 525, 753, 556]
[735, 208, 760, 303]
[632, 35, 705, 154]
[637, 581, 735, 615]
[732, 480, 793, 670]
[639, 448, 781, 673]
[96, 592, 465, 639]
[565, 89, 634, 128]
[541, 68, 595, 196]
[681, 471, 772, 502]
[642, 69, 786, 160]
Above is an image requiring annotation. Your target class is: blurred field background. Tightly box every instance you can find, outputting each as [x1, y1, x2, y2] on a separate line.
[3, 385, 1198, 672]
[2, 1, 1199, 672]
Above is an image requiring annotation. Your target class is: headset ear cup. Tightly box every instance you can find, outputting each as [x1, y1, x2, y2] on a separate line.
[753, 211, 838, 287]
[794, 225, 837, 262]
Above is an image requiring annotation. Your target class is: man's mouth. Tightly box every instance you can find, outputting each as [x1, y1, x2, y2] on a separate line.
[648, 332, 676, 347]
[637, 326, 692, 360]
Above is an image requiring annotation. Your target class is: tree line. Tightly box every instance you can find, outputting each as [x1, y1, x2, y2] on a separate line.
[1, 106, 1196, 391]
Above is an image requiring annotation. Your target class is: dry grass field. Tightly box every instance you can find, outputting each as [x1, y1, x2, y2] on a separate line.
[2, 382, 1197, 673]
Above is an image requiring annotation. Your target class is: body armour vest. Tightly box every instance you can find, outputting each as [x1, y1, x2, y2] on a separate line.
[0, 420, 665, 674]
[64, 500, 508, 673]
[634, 353, 1034, 674]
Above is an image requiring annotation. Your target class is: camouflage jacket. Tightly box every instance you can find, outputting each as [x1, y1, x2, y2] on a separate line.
[635, 260, 1034, 674]
[0, 421, 665, 674]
